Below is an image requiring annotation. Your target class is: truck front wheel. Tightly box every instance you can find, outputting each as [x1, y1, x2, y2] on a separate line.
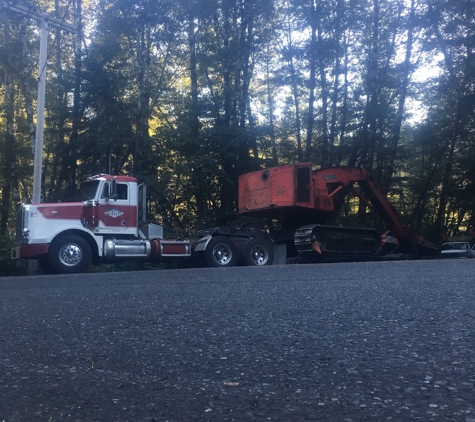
[49, 235, 92, 274]
[204, 236, 238, 267]
[240, 238, 274, 266]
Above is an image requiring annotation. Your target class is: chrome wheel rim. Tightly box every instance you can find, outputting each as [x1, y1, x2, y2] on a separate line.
[212, 243, 233, 265]
[250, 245, 269, 265]
[59, 243, 83, 267]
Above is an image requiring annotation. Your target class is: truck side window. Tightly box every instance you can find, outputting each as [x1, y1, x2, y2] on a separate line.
[116, 183, 128, 200]
[101, 182, 128, 200]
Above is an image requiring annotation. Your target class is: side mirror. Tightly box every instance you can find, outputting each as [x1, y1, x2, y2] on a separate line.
[109, 178, 119, 201]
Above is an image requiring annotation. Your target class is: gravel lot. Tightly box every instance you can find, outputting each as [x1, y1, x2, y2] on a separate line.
[1, 259, 474, 421]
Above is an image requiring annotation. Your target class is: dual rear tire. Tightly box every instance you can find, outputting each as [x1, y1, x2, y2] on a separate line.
[204, 236, 274, 267]
[240, 238, 274, 266]
[204, 236, 238, 267]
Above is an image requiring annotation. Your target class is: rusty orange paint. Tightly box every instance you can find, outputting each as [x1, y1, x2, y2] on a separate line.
[238, 163, 412, 239]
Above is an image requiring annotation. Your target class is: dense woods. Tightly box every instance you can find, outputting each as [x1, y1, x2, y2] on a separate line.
[1, 0, 474, 271]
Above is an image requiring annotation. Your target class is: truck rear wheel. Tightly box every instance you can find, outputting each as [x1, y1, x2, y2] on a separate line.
[204, 236, 238, 267]
[49, 235, 92, 274]
[240, 238, 274, 266]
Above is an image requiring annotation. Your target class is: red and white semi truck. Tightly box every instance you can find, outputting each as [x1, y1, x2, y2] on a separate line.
[11, 174, 275, 274]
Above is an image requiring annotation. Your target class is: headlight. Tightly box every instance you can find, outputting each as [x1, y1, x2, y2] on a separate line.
[22, 228, 30, 242]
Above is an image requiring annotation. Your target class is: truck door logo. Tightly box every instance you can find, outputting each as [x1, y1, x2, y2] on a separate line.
[105, 209, 124, 218]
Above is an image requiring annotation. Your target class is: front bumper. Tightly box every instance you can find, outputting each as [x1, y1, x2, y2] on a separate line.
[11, 244, 49, 259]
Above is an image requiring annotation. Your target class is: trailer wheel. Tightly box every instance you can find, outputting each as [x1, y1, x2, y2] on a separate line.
[204, 236, 238, 267]
[240, 238, 274, 266]
[49, 235, 92, 274]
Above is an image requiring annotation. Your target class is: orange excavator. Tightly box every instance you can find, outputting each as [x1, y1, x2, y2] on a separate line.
[238, 163, 436, 261]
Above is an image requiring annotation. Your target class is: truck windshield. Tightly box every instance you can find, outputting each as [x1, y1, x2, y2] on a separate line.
[57, 180, 101, 202]
[76, 180, 100, 201]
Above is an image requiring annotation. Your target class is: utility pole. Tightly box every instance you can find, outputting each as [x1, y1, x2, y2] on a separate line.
[1, 1, 78, 203]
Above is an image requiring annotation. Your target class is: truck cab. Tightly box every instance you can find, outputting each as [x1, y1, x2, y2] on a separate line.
[82, 175, 139, 234]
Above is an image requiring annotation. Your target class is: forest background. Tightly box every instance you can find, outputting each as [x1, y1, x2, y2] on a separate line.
[0, 0, 474, 273]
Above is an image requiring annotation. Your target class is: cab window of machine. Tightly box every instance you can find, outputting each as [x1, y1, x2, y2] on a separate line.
[101, 183, 128, 200]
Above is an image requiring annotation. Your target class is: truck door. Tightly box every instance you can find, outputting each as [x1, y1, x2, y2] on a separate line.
[97, 182, 132, 231]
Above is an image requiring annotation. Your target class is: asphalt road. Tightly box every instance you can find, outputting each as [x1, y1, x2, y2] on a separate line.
[1, 260, 474, 422]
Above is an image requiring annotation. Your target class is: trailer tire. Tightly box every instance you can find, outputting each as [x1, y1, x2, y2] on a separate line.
[204, 236, 238, 267]
[49, 235, 92, 274]
[240, 238, 274, 266]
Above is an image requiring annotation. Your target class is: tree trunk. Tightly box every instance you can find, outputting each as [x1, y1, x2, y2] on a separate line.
[238, 0, 253, 129]
[70, 0, 82, 188]
[133, 17, 153, 178]
[19, 23, 35, 202]
[435, 124, 458, 236]
[232, 0, 243, 127]
[57, 0, 82, 197]
[49, 9, 66, 200]
[221, 5, 233, 126]
[428, 0, 464, 240]
[266, 47, 278, 166]
[19, 24, 35, 159]
[1, 22, 16, 233]
[185, 0, 206, 221]
[285, 16, 303, 162]
[188, 1, 199, 130]
[381, 0, 415, 193]
[329, 0, 344, 168]
[236, 0, 255, 169]
[304, 2, 317, 162]
[351, 0, 380, 225]
[348, 0, 380, 171]
[336, 30, 349, 167]
[246, 96, 259, 159]
[364, 0, 380, 172]
[317, 2, 330, 169]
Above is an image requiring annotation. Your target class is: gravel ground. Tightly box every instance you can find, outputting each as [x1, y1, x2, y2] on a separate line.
[0, 259, 474, 422]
